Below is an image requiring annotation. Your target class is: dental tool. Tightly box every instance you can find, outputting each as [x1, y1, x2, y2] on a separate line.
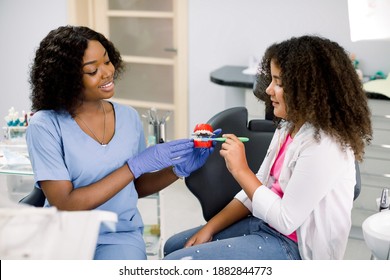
[379, 188, 389, 212]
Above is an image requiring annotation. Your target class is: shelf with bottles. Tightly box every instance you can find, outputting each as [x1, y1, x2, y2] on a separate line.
[144, 224, 161, 257]
[2, 126, 27, 142]
[2, 106, 31, 145]
[138, 192, 161, 257]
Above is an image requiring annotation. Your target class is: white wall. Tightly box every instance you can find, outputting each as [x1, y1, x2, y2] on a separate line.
[0, 0, 67, 123]
[187, 0, 390, 130]
[1, 0, 389, 135]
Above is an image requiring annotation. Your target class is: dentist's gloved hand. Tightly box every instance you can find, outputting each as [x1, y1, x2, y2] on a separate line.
[127, 139, 194, 179]
[173, 128, 222, 178]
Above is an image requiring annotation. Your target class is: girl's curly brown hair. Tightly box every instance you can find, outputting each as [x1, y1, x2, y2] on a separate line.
[29, 25, 124, 116]
[254, 35, 372, 161]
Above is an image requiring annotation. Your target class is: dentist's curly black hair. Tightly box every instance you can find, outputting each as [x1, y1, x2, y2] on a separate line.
[254, 35, 372, 161]
[29, 25, 124, 117]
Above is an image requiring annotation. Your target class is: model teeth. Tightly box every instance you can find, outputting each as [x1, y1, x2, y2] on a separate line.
[192, 130, 213, 140]
[194, 130, 213, 135]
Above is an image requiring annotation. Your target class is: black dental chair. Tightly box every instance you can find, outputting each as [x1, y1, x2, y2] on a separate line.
[185, 106, 361, 221]
[19, 186, 46, 207]
[185, 106, 274, 221]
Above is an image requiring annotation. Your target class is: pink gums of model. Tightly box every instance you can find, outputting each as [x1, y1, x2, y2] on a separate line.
[193, 123, 214, 148]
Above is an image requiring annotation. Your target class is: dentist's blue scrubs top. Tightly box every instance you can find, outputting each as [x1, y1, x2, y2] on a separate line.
[26, 102, 146, 252]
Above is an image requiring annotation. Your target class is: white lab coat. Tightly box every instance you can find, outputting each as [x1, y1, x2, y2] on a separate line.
[235, 121, 356, 259]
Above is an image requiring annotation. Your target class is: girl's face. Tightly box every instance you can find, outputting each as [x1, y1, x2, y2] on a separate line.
[265, 60, 287, 119]
[81, 40, 115, 101]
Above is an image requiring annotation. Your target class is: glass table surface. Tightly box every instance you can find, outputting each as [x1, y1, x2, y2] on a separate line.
[0, 142, 32, 176]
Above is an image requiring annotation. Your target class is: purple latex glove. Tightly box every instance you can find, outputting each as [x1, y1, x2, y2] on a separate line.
[127, 138, 194, 179]
[173, 128, 222, 177]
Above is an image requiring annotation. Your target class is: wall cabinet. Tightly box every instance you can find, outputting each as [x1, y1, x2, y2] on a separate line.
[351, 99, 390, 237]
[68, 0, 189, 140]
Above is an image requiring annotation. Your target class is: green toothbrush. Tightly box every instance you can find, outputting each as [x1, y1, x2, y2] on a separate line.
[196, 137, 249, 142]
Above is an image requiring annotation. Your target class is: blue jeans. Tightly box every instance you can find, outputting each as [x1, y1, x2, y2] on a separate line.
[163, 216, 301, 260]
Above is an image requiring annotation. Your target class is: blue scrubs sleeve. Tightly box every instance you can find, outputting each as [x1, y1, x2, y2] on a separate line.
[26, 113, 70, 184]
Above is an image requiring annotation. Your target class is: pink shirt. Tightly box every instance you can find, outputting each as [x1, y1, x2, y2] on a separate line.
[269, 134, 297, 242]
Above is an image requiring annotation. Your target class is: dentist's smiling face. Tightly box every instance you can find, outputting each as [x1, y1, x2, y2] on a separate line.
[265, 59, 287, 119]
[82, 40, 115, 101]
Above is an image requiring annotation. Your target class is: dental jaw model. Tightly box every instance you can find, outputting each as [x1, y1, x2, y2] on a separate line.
[192, 123, 214, 148]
